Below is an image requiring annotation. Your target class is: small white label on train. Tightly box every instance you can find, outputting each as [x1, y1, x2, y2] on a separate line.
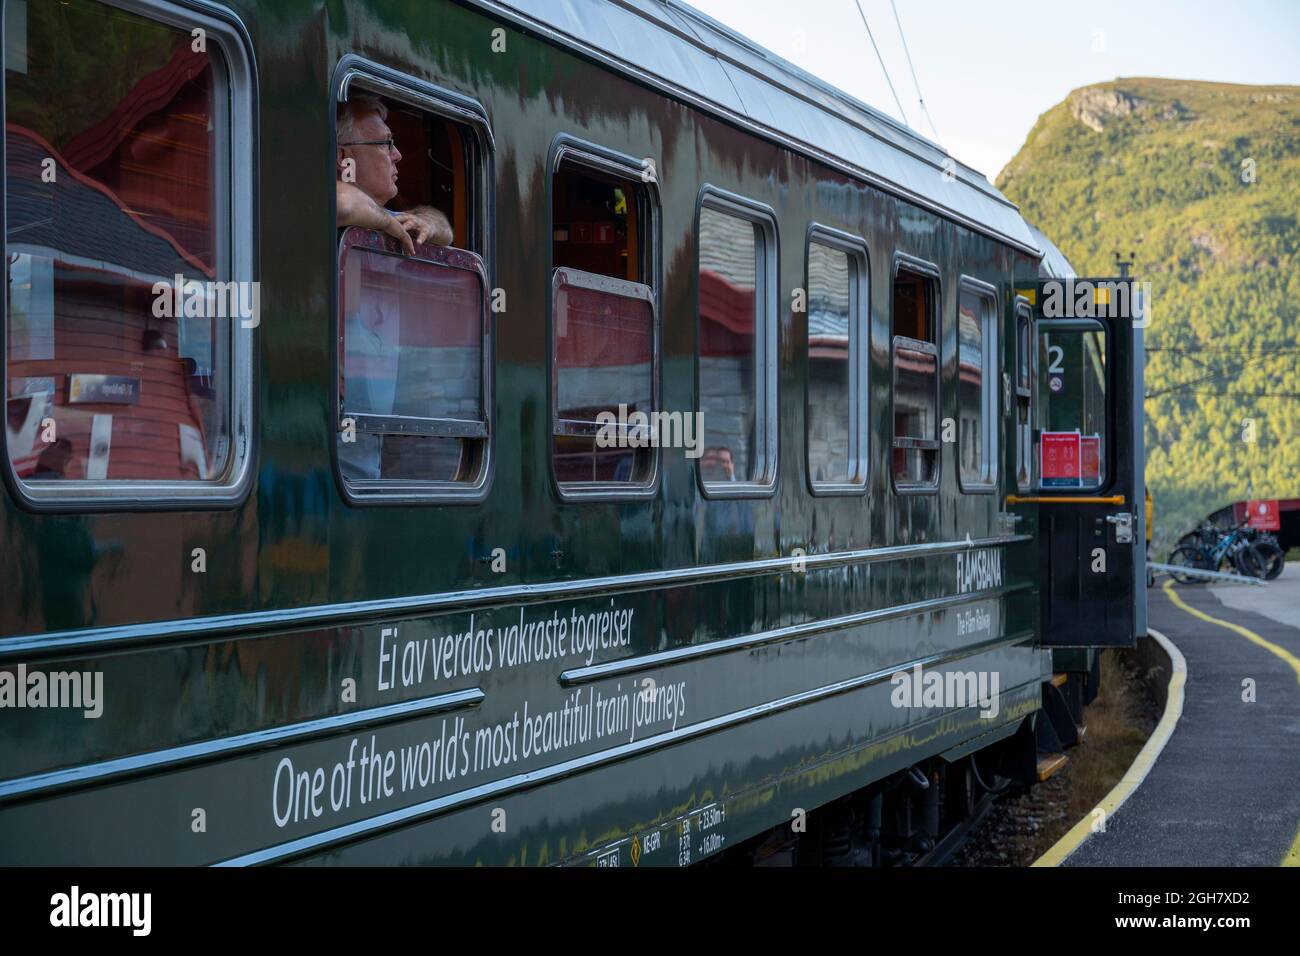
[956, 549, 1002, 593]
[956, 605, 992, 637]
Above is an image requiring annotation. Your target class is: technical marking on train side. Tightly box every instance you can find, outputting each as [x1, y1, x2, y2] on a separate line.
[1160, 581, 1300, 867]
[1033, 625, 1186, 867]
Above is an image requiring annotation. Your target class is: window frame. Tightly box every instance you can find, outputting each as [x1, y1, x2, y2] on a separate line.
[804, 223, 870, 496]
[1034, 318, 1113, 494]
[695, 185, 779, 500]
[955, 275, 999, 494]
[1, 0, 257, 513]
[889, 253, 941, 496]
[330, 56, 496, 506]
[546, 134, 661, 502]
[1014, 297, 1034, 492]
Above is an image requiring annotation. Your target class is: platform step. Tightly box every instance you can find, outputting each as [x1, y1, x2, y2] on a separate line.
[1036, 752, 1069, 782]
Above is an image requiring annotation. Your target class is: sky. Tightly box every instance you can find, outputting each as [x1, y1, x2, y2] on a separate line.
[687, 0, 1300, 181]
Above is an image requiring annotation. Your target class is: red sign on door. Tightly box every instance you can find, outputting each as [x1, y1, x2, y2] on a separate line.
[1079, 435, 1100, 484]
[1041, 431, 1081, 488]
[1247, 499, 1281, 531]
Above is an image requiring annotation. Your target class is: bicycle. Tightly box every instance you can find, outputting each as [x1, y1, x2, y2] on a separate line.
[1245, 527, 1285, 581]
[1167, 523, 1267, 582]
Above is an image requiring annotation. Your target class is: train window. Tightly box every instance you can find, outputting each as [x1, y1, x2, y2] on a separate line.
[957, 278, 998, 492]
[1037, 321, 1109, 491]
[3, 0, 254, 507]
[697, 188, 778, 496]
[806, 227, 869, 492]
[1015, 301, 1034, 491]
[332, 67, 493, 502]
[550, 139, 658, 495]
[891, 258, 940, 491]
[337, 232, 489, 489]
[553, 160, 643, 283]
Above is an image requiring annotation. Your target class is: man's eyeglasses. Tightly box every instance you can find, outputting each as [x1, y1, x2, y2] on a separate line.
[340, 138, 397, 151]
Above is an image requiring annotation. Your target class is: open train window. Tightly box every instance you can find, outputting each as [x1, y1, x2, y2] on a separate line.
[806, 226, 869, 493]
[1037, 320, 1109, 491]
[957, 277, 998, 492]
[1015, 299, 1034, 491]
[891, 257, 940, 491]
[332, 63, 493, 502]
[549, 138, 658, 497]
[697, 187, 778, 497]
[3, 0, 255, 509]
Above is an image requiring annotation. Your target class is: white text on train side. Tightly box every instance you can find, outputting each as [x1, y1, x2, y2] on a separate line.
[956, 549, 1003, 594]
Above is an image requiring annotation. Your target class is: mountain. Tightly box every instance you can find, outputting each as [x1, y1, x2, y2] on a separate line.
[997, 78, 1300, 553]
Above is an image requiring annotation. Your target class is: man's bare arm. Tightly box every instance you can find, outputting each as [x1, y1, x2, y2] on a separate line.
[336, 181, 415, 255]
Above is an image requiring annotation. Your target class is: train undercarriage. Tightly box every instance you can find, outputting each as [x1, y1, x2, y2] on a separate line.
[709, 658, 1100, 867]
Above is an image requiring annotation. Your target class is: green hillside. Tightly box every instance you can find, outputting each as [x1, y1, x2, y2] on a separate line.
[997, 78, 1300, 553]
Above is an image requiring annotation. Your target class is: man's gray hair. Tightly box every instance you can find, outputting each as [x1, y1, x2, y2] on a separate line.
[337, 95, 388, 143]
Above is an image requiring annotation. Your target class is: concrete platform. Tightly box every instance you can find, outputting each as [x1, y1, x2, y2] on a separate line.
[1211, 561, 1300, 631]
[1062, 570, 1300, 866]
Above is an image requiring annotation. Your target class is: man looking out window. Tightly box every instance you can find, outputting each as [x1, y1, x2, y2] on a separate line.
[335, 95, 453, 252]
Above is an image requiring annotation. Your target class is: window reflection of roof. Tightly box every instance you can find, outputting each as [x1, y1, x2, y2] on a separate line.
[6, 129, 207, 281]
[698, 210, 756, 283]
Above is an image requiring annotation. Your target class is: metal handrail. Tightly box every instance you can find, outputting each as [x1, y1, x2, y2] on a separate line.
[1149, 562, 1266, 586]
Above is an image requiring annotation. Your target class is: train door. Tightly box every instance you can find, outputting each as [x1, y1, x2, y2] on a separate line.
[1014, 278, 1142, 647]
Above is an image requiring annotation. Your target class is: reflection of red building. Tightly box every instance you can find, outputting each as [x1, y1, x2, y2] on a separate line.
[61, 45, 214, 265]
[6, 43, 219, 481]
[699, 269, 755, 359]
[551, 272, 655, 483]
[697, 268, 757, 477]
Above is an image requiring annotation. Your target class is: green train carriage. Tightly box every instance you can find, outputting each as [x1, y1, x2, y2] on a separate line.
[0, 0, 1142, 865]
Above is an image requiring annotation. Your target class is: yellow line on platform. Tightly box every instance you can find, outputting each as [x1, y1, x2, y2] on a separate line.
[1161, 580, 1300, 867]
[1032, 624, 1186, 867]
[1163, 579, 1300, 685]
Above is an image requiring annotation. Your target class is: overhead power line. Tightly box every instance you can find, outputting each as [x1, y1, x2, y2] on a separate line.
[889, 0, 941, 142]
[852, 0, 909, 126]
[1149, 348, 1300, 356]
[1158, 392, 1300, 398]
[1144, 348, 1295, 399]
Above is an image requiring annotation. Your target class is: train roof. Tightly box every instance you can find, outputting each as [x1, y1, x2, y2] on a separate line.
[1027, 222, 1077, 278]
[471, 0, 1042, 256]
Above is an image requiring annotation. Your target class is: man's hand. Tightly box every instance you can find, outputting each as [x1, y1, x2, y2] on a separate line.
[395, 206, 454, 247]
[337, 181, 414, 255]
[378, 214, 416, 257]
